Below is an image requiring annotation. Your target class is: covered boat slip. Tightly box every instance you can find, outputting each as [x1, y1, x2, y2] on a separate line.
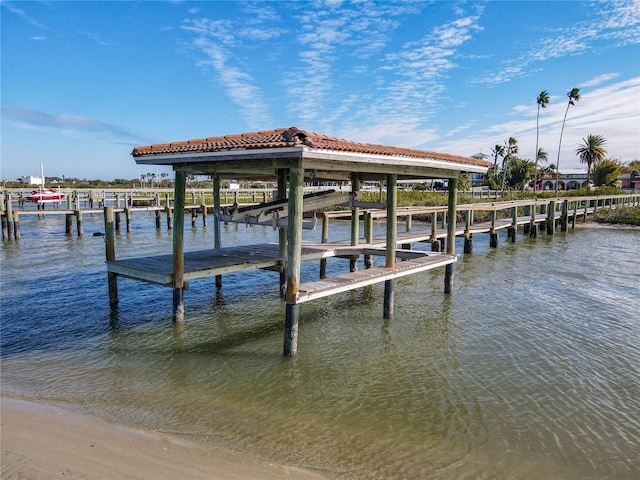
[119, 127, 490, 355]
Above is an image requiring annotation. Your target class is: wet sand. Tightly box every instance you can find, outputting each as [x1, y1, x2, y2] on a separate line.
[1, 397, 328, 480]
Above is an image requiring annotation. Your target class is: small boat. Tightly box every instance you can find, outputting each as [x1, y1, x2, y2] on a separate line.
[29, 187, 66, 203]
[28, 163, 66, 204]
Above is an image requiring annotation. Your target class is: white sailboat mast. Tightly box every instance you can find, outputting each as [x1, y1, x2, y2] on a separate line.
[40, 163, 45, 189]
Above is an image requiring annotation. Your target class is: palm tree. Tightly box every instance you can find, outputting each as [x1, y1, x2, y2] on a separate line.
[491, 144, 505, 177]
[501, 137, 518, 191]
[533, 90, 550, 193]
[575, 134, 607, 187]
[534, 147, 548, 191]
[555, 87, 581, 192]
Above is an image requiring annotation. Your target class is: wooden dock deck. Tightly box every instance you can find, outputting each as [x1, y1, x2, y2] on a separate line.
[107, 242, 456, 297]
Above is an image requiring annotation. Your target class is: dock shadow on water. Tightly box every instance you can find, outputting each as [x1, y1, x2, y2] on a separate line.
[1, 214, 639, 479]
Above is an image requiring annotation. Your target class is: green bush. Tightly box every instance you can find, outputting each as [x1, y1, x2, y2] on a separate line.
[593, 205, 640, 226]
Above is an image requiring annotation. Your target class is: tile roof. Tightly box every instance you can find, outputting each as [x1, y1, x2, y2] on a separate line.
[132, 127, 491, 169]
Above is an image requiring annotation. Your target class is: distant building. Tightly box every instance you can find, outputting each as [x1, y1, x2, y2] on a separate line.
[469, 153, 489, 185]
[20, 175, 43, 185]
[538, 169, 589, 191]
[620, 172, 640, 192]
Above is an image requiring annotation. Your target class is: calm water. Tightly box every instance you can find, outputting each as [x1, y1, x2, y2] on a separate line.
[1, 211, 639, 479]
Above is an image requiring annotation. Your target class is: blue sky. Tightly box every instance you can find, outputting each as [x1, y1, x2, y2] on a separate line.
[1, 0, 639, 181]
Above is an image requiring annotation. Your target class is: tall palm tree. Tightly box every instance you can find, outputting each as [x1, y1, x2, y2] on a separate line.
[555, 87, 581, 192]
[491, 144, 505, 178]
[575, 134, 607, 187]
[501, 137, 518, 191]
[533, 90, 550, 193]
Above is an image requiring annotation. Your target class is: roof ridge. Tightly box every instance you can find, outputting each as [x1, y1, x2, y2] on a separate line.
[131, 127, 491, 168]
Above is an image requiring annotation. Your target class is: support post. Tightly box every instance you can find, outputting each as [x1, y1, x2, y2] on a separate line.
[320, 213, 329, 278]
[76, 209, 84, 237]
[509, 206, 517, 242]
[6, 194, 13, 239]
[489, 209, 498, 248]
[547, 200, 556, 235]
[172, 170, 186, 323]
[350, 174, 360, 272]
[383, 174, 397, 319]
[430, 212, 439, 251]
[284, 165, 304, 356]
[104, 207, 118, 305]
[561, 199, 568, 232]
[12, 211, 20, 240]
[530, 201, 538, 238]
[364, 211, 373, 269]
[277, 170, 288, 295]
[125, 207, 132, 233]
[463, 209, 473, 254]
[445, 177, 458, 293]
[65, 214, 74, 235]
[213, 175, 222, 290]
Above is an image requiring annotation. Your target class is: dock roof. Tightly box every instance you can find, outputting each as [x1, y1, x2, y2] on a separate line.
[132, 127, 490, 181]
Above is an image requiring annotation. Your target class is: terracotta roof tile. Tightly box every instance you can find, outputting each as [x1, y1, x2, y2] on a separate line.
[132, 127, 491, 168]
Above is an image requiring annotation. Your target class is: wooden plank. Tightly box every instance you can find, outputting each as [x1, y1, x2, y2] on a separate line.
[296, 253, 456, 304]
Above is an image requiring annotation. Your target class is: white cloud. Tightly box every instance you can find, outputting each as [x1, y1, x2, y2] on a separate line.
[474, 1, 640, 85]
[429, 77, 640, 165]
[1, 1, 48, 30]
[1, 107, 150, 144]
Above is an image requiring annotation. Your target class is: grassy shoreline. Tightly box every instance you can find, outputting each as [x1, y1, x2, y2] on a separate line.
[592, 205, 640, 226]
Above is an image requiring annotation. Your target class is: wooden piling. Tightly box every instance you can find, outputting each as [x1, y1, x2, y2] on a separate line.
[547, 200, 555, 235]
[430, 212, 439, 251]
[490, 209, 498, 248]
[350, 174, 360, 273]
[65, 214, 73, 235]
[506, 206, 516, 242]
[284, 165, 304, 356]
[1, 213, 8, 241]
[464, 209, 473, 253]
[383, 174, 397, 318]
[320, 213, 329, 278]
[213, 176, 223, 290]
[6, 194, 14, 240]
[115, 211, 121, 232]
[561, 199, 568, 232]
[277, 170, 287, 295]
[166, 207, 173, 230]
[201, 204, 207, 226]
[529, 201, 538, 237]
[172, 171, 186, 323]
[76, 209, 84, 237]
[444, 177, 457, 294]
[104, 207, 118, 305]
[364, 211, 373, 269]
[125, 207, 132, 233]
[12, 211, 20, 240]
[155, 210, 161, 229]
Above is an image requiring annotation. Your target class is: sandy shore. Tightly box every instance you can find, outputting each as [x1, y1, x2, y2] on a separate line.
[1, 397, 328, 480]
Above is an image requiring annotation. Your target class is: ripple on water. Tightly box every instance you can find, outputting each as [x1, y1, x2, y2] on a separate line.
[2, 220, 639, 478]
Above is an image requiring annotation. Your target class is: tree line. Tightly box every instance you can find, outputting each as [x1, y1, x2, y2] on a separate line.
[485, 87, 638, 192]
